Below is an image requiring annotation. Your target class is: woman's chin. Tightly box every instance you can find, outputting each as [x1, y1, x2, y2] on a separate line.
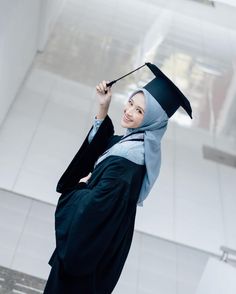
[121, 119, 129, 128]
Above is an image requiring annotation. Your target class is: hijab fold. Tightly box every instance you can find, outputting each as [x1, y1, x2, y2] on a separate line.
[127, 88, 168, 206]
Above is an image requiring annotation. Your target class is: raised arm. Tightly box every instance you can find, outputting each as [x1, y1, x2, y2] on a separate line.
[96, 80, 112, 119]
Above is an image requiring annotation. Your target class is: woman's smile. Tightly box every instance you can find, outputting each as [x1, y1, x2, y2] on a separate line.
[121, 91, 145, 129]
[123, 113, 133, 123]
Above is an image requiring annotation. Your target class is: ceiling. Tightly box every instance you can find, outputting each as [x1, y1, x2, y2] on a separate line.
[34, 0, 236, 140]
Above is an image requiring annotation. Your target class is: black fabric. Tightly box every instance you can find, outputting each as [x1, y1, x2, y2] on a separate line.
[44, 116, 145, 294]
[144, 62, 192, 118]
[56, 115, 114, 194]
[104, 62, 192, 119]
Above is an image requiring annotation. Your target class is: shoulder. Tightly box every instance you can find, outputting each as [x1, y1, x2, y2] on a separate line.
[120, 142, 145, 165]
[107, 141, 145, 165]
[95, 155, 145, 179]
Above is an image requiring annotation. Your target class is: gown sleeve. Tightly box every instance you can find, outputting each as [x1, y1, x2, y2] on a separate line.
[57, 157, 139, 276]
[56, 115, 114, 194]
[87, 117, 104, 143]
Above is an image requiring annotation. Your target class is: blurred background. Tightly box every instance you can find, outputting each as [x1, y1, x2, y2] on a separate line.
[0, 0, 236, 293]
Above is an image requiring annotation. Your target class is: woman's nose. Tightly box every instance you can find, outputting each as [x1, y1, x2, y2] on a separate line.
[126, 107, 133, 116]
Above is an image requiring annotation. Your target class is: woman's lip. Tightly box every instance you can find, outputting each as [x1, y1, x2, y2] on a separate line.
[123, 114, 132, 122]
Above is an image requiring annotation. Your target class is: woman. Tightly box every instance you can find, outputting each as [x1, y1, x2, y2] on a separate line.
[44, 63, 192, 294]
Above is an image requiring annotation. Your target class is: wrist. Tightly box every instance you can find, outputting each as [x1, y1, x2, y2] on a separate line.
[97, 104, 109, 119]
[99, 102, 110, 109]
[96, 112, 107, 120]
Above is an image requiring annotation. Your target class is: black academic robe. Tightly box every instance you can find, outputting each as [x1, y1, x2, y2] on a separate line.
[44, 115, 145, 294]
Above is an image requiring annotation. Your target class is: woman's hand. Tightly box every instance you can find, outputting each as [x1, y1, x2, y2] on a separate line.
[79, 173, 92, 184]
[96, 81, 112, 119]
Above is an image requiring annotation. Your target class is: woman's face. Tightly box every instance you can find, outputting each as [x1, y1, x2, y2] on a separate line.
[121, 92, 145, 129]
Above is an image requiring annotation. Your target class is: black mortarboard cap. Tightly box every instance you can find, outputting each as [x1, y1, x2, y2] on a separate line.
[144, 62, 192, 118]
[106, 62, 192, 118]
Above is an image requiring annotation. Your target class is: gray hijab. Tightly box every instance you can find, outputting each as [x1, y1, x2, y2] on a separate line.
[127, 88, 168, 206]
[95, 88, 168, 206]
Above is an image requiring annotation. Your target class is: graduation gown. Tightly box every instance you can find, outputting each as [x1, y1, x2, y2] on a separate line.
[44, 115, 145, 294]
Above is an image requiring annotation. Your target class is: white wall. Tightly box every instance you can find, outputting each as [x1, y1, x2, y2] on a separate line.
[214, 0, 236, 8]
[0, 0, 66, 126]
[38, 0, 66, 51]
[0, 0, 40, 126]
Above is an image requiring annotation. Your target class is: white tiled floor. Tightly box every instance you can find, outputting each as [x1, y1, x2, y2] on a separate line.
[0, 189, 213, 294]
[0, 189, 55, 277]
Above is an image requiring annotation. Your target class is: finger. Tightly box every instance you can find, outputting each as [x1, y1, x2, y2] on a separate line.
[96, 82, 103, 88]
[98, 81, 105, 94]
[96, 88, 102, 95]
[100, 81, 106, 93]
[99, 82, 106, 93]
[102, 80, 107, 90]
[96, 84, 104, 93]
[96, 82, 108, 94]
[85, 173, 92, 181]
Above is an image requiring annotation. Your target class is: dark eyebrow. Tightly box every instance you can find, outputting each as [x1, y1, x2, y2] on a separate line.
[130, 97, 145, 113]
